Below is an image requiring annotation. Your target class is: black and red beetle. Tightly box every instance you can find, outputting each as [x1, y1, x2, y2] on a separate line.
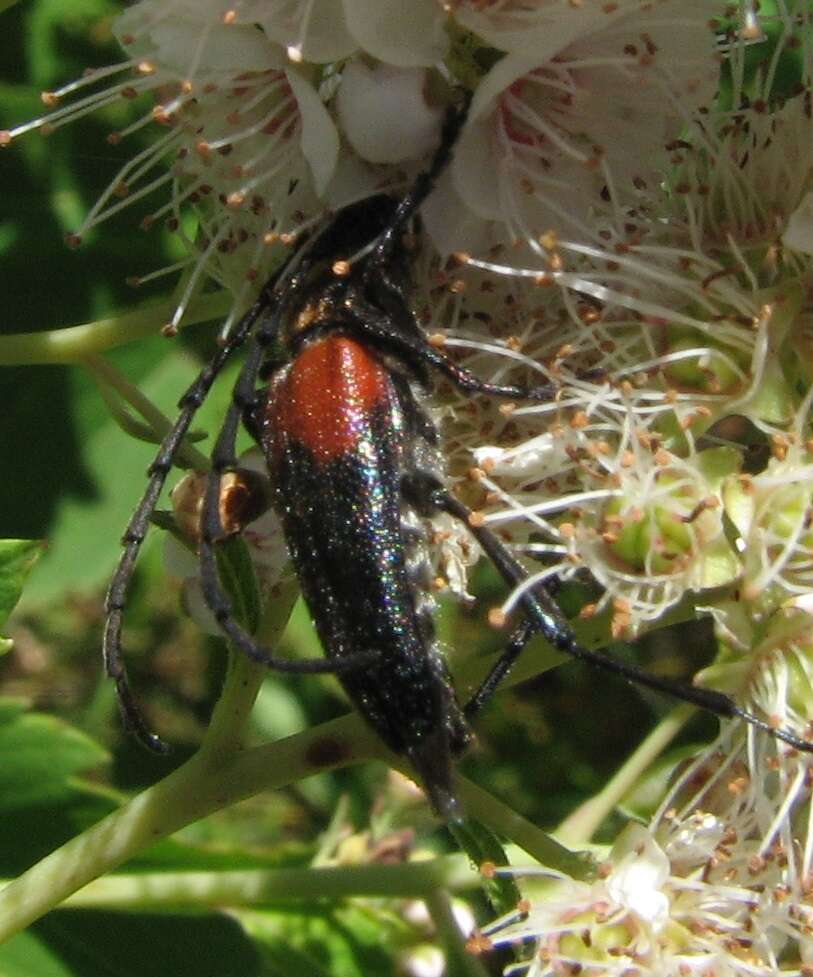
[103, 95, 813, 819]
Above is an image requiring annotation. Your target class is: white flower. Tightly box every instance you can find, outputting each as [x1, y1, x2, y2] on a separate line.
[236, 0, 357, 63]
[5, 0, 341, 335]
[442, 0, 718, 251]
[566, 444, 740, 635]
[342, 0, 448, 67]
[605, 824, 670, 932]
[648, 721, 813, 975]
[476, 811, 813, 977]
[666, 92, 813, 263]
[337, 63, 444, 165]
[473, 825, 675, 976]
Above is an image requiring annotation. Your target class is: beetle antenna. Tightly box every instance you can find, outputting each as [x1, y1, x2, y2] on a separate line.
[372, 89, 472, 262]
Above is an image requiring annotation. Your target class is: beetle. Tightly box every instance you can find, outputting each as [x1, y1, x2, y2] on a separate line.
[104, 93, 813, 820]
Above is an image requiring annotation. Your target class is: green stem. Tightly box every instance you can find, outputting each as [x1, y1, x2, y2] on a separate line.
[455, 778, 591, 880]
[0, 578, 343, 943]
[83, 353, 210, 470]
[1, 579, 670, 938]
[425, 888, 489, 977]
[0, 694, 592, 940]
[0, 711, 384, 943]
[554, 703, 694, 847]
[21, 855, 481, 911]
[0, 291, 232, 365]
[201, 576, 301, 761]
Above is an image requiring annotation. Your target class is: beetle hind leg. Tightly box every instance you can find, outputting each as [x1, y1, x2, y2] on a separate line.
[404, 471, 813, 753]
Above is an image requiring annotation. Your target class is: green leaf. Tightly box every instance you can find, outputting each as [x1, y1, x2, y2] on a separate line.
[449, 818, 521, 917]
[239, 904, 404, 977]
[0, 699, 108, 813]
[0, 930, 75, 977]
[17, 343, 241, 607]
[215, 535, 262, 636]
[0, 700, 114, 875]
[0, 539, 43, 652]
[13, 910, 261, 977]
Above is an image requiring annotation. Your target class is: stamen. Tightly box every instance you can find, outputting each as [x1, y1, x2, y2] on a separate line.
[129, 255, 196, 287]
[73, 127, 182, 238]
[4, 74, 158, 143]
[42, 60, 140, 102]
[499, 564, 570, 619]
[165, 223, 232, 335]
[75, 169, 176, 238]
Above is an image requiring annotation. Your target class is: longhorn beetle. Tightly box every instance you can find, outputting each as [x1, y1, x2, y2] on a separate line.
[105, 92, 813, 819]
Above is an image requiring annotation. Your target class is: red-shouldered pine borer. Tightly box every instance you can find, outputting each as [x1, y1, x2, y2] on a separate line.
[104, 92, 813, 820]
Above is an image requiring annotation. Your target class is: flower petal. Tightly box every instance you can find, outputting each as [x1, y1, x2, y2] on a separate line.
[783, 190, 813, 255]
[241, 0, 357, 63]
[116, 6, 286, 77]
[337, 63, 443, 165]
[342, 0, 447, 67]
[287, 69, 339, 196]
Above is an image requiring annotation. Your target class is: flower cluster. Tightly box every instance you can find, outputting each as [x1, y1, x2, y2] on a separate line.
[475, 773, 813, 977]
[477, 602, 813, 972]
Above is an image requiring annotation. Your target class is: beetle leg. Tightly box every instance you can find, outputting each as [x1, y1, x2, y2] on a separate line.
[463, 619, 536, 719]
[241, 390, 264, 445]
[370, 91, 472, 267]
[345, 308, 598, 403]
[404, 472, 813, 753]
[103, 286, 282, 753]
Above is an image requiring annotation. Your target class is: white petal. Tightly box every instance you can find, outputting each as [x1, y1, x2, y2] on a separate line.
[421, 170, 502, 256]
[337, 63, 443, 165]
[783, 190, 813, 254]
[450, 4, 716, 244]
[607, 824, 671, 931]
[321, 153, 380, 211]
[181, 579, 222, 637]
[455, 0, 604, 57]
[116, 10, 285, 77]
[449, 111, 503, 222]
[287, 69, 339, 196]
[472, 436, 557, 478]
[241, 0, 357, 63]
[560, 0, 719, 182]
[342, 0, 447, 67]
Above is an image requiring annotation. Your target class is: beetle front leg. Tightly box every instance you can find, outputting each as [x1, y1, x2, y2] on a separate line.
[351, 308, 603, 404]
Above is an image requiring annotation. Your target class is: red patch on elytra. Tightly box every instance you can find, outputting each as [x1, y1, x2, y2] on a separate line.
[268, 336, 391, 463]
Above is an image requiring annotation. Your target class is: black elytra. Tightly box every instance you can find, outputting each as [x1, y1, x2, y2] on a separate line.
[104, 91, 813, 821]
